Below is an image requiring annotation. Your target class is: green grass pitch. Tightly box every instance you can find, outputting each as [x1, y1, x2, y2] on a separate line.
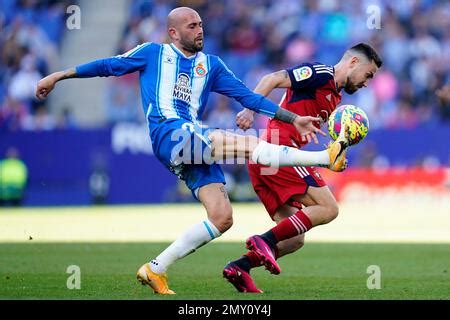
[1, 242, 449, 300]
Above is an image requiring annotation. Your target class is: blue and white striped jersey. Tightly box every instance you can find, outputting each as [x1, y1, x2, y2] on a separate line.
[75, 42, 279, 129]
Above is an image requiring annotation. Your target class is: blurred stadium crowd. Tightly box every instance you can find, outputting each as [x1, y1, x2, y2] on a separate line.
[0, 0, 78, 131]
[118, 0, 450, 131]
[0, 0, 449, 132]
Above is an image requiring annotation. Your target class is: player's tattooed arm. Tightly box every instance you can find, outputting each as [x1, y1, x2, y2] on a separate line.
[274, 69, 290, 80]
[253, 70, 292, 98]
[243, 70, 292, 113]
[36, 68, 78, 100]
[237, 70, 293, 130]
[58, 68, 78, 80]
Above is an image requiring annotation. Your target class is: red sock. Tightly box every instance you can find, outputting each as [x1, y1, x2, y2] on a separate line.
[270, 210, 312, 242]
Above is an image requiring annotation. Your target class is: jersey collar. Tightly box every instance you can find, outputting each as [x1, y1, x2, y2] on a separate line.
[169, 43, 198, 60]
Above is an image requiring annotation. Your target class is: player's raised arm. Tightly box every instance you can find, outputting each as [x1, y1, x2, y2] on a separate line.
[255, 69, 293, 96]
[237, 70, 293, 130]
[210, 58, 325, 143]
[36, 68, 77, 100]
[36, 42, 153, 100]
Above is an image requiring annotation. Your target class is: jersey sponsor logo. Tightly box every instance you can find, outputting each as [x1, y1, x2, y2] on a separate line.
[195, 63, 207, 77]
[173, 73, 192, 103]
[293, 66, 312, 82]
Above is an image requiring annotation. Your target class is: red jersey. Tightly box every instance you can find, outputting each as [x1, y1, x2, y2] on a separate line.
[264, 63, 342, 148]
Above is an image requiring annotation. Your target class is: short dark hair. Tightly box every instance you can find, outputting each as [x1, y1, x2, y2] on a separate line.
[349, 43, 383, 68]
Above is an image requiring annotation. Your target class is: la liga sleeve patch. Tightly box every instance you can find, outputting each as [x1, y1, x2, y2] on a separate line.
[292, 66, 313, 82]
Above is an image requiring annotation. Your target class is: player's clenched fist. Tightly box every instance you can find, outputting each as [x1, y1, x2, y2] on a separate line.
[236, 108, 255, 130]
[36, 73, 58, 100]
[36, 69, 76, 100]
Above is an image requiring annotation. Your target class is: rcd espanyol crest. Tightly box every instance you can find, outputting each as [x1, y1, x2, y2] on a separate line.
[195, 63, 206, 77]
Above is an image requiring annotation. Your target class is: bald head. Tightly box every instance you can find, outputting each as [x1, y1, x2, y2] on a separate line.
[167, 7, 200, 29]
[167, 7, 204, 55]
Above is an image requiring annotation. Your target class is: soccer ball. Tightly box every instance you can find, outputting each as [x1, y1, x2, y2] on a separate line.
[328, 104, 369, 146]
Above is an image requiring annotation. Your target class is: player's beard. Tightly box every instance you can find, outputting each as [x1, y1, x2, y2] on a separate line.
[180, 37, 203, 53]
[344, 77, 359, 95]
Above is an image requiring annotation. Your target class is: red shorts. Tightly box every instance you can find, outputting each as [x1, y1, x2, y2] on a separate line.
[248, 163, 326, 220]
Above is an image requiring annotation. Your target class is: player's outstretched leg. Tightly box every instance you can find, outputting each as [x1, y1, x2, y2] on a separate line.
[223, 262, 263, 293]
[136, 263, 175, 295]
[208, 129, 349, 172]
